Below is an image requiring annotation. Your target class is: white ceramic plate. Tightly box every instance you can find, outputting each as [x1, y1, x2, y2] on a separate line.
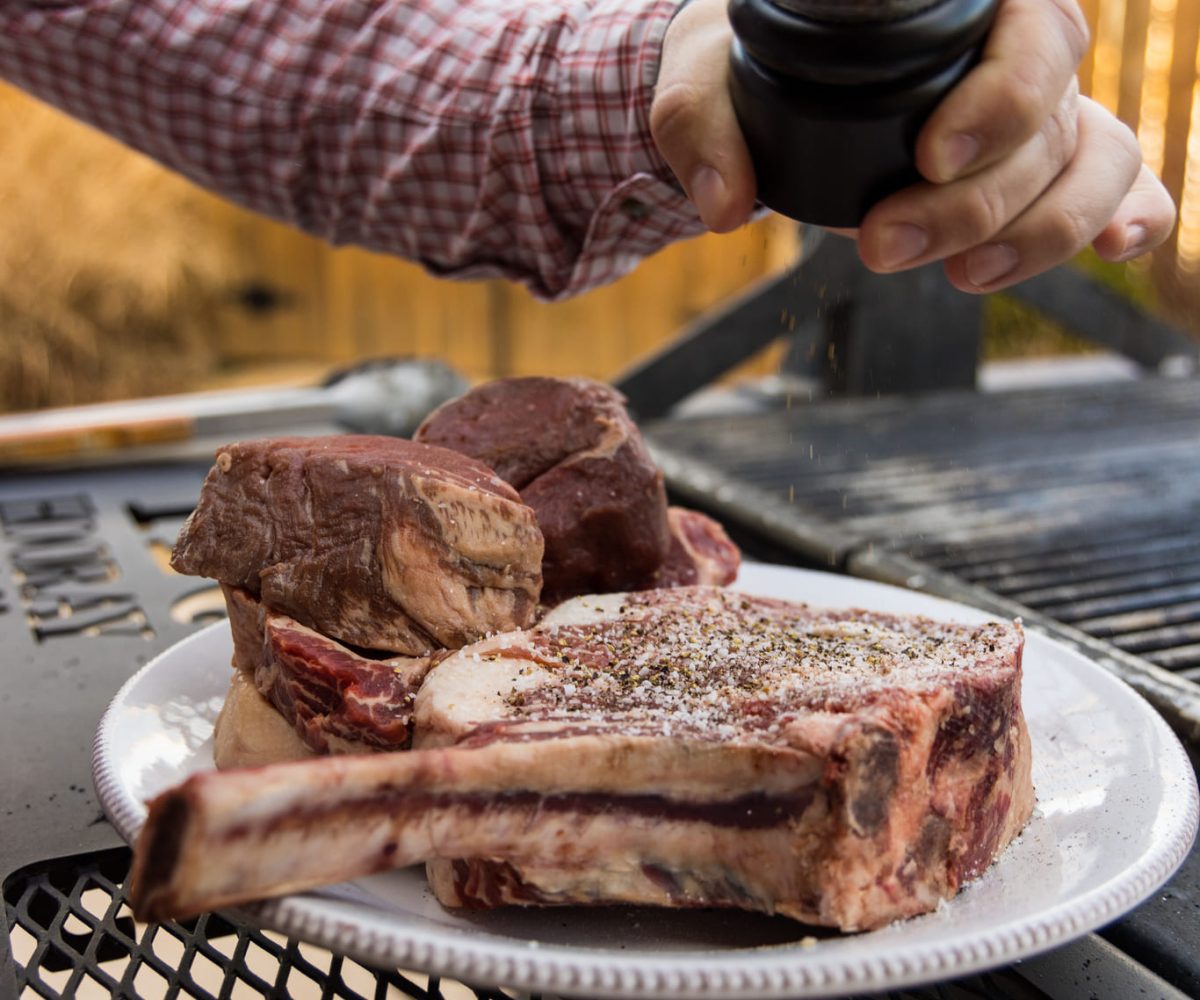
[93, 564, 1199, 999]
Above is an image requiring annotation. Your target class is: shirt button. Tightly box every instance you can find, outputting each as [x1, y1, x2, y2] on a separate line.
[619, 197, 649, 221]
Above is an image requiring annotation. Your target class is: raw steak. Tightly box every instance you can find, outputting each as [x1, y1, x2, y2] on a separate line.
[414, 377, 671, 601]
[171, 435, 543, 654]
[651, 506, 740, 587]
[216, 503, 736, 762]
[130, 587, 1032, 930]
[218, 585, 434, 758]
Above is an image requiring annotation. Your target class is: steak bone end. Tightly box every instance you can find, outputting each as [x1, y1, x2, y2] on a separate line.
[128, 736, 818, 923]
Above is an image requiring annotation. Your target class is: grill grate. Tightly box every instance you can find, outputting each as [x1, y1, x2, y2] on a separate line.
[648, 376, 1200, 683]
[4, 849, 532, 1000]
[901, 515, 1200, 676]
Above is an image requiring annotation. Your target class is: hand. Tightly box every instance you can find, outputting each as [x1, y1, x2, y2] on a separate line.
[649, 0, 1177, 291]
[857, 0, 1177, 292]
[651, 0, 757, 233]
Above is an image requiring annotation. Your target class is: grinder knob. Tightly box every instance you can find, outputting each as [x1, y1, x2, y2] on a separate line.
[728, 0, 998, 227]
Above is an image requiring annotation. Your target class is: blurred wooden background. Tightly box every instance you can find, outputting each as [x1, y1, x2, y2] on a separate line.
[1, 0, 1198, 412]
[1078, 0, 1200, 301]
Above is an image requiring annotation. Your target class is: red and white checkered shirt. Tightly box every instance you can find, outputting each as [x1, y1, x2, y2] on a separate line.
[1, 0, 705, 299]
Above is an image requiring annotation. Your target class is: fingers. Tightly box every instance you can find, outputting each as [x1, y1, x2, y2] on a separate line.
[1090, 165, 1177, 263]
[937, 97, 1152, 292]
[650, 0, 755, 232]
[858, 79, 1081, 273]
[860, 95, 1171, 293]
[915, 0, 1091, 183]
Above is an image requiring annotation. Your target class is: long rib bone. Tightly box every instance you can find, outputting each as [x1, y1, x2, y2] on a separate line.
[129, 733, 821, 923]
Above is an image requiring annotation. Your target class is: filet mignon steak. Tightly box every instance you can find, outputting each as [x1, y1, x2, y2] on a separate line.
[415, 377, 671, 600]
[171, 435, 543, 654]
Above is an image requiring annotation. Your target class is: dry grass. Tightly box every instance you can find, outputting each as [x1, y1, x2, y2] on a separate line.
[0, 84, 236, 412]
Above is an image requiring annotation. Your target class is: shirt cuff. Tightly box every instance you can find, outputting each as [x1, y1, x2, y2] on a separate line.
[546, 0, 707, 300]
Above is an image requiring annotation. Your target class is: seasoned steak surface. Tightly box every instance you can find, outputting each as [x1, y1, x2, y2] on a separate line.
[420, 588, 1023, 744]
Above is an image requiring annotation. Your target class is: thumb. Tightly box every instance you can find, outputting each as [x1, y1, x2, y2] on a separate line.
[650, 0, 757, 232]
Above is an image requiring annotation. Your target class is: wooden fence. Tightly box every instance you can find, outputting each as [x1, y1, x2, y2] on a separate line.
[1079, 0, 1200, 315]
[205, 203, 800, 387]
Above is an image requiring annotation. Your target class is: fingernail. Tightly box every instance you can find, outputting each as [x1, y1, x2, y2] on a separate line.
[940, 132, 981, 180]
[877, 223, 930, 269]
[965, 243, 1019, 288]
[689, 165, 727, 228]
[1121, 223, 1149, 259]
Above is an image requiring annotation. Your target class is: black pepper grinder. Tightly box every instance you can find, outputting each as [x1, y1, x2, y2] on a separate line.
[728, 0, 999, 227]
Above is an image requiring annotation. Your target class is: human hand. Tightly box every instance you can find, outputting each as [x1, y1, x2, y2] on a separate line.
[856, 0, 1177, 292]
[649, 0, 1177, 291]
[651, 0, 758, 233]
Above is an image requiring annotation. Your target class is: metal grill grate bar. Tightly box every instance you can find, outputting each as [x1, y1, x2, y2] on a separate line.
[934, 529, 1200, 583]
[647, 376, 1200, 687]
[1037, 581, 1200, 624]
[1112, 624, 1200, 661]
[905, 518, 1200, 575]
[999, 562, 1200, 608]
[4, 850, 536, 1000]
[1069, 598, 1200, 637]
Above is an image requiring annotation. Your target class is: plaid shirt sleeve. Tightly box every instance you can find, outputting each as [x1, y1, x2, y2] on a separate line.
[0, 0, 707, 299]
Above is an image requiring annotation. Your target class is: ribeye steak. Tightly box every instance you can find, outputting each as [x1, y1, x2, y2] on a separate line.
[131, 587, 1032, 930]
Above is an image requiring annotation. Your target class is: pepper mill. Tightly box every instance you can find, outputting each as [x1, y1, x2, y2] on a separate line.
[728, 0, 998, 227]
